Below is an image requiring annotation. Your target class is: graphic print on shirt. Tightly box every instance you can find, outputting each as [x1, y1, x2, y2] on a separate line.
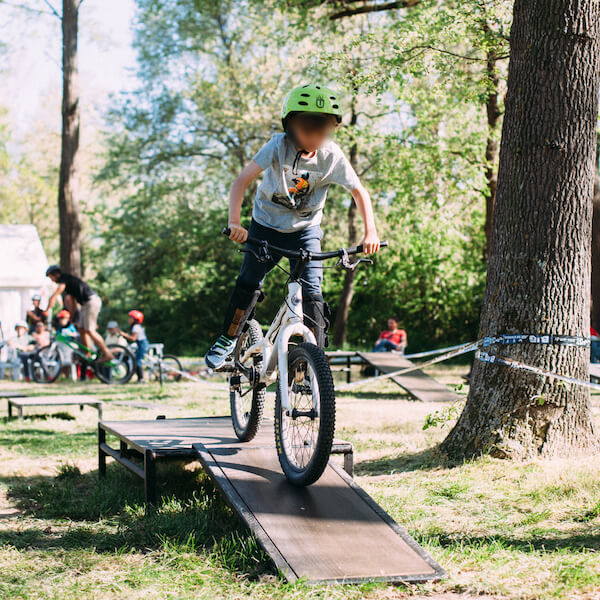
[271, 166, 324, 217]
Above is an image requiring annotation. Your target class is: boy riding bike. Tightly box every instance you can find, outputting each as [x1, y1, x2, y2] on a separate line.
[205, 84, 380, 370]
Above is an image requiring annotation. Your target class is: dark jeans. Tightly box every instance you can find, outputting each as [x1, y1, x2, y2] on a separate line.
[372, 339, 398, 353]
[237, 219, 323, 297]
[223, 219, 324, 337]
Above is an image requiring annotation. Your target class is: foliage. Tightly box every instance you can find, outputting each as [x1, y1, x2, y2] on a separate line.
[91, 0, 510, 354]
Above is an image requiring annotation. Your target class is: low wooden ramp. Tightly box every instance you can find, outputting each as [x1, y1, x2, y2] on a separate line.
[357, 352, 459, 403]
[193, 420, 444, 584]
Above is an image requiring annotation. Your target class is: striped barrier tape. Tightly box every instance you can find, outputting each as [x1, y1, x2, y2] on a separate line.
[476, 350, 600, 391]
[337, 334, 592, 392]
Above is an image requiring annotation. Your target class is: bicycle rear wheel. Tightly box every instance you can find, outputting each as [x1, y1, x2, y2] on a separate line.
[230, 319, 266, 442]
[31, 345, 62, 384]
[274, 342, 335, 486]
[159, 354, 183, 383]
[94, 344, 135, 385]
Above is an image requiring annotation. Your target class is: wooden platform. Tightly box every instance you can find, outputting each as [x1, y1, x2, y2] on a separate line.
[357, 352, 459, 403]
[99, 416, 443, 584]
[99, 417, 353, 504]
[8, 394, 103, 420]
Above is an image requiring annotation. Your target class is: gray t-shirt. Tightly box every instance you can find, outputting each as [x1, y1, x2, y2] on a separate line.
[252, 133, 360, 232]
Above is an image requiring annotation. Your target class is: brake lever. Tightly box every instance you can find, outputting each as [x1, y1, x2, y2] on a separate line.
[337, 248, 374, 271]
[240, 241, 272, 263]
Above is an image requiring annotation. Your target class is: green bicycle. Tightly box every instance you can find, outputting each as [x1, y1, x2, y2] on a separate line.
[31, 331, 135, 385]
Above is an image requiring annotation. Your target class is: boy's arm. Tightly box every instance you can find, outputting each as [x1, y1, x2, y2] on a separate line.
[228, 160, 263, 243]
[350, 183, 380, 255]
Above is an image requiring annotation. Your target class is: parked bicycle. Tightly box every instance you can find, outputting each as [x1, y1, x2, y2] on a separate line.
[133, 342, 183, 383]
[223, 228, 387, 486]
[31, 331, 135, 385]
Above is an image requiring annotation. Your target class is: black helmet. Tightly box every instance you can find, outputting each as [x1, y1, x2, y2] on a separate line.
[46, 264, 61, 277]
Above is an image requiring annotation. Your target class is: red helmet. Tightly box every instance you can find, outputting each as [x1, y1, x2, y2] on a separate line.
[57, 309, 70, 319]
[128, 310, 144, 324]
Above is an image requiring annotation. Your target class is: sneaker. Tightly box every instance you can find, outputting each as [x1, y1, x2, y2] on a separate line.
[205, 335, 236, 370]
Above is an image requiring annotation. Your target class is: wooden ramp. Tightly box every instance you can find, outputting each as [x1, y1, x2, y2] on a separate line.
[99, 416, 444, 584]
[357, 352, 459, 403]
[192, 420, 444, 584]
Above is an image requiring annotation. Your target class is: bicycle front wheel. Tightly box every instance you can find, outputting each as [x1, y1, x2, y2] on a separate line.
[230, 319, 266, 442]
[159, 354, 183, 383]
[31, 345, 62, 384]
[274, 342, 335, 486]
[94, 344, 135, 385]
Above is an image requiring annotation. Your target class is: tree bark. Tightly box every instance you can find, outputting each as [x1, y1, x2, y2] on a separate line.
[58, 0, 82, 276]
[442, 0, 599, 460]
[591, 133, 600, 330]
[332, 93, 359, 347]
[483, 26, 502, 260]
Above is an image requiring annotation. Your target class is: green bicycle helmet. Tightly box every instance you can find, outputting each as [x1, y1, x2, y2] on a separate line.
[281, 84, 342, 129]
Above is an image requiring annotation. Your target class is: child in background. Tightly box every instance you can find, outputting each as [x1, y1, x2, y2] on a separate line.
[9, 321, 35, 380]
[55, 309, 78, 338]
[120, 310, 149, 383]
[32, 321, 50, 348]
[105, 321, 127, 346]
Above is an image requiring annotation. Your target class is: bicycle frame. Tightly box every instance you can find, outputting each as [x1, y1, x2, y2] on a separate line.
[238, 280, 317, 412]
[55, 332, 98, 363]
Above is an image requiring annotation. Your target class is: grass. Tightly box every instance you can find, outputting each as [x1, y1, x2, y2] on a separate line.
[0, 366, 599, 599]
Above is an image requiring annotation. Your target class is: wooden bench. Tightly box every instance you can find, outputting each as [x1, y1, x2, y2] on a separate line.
[8, 395, 103, 420]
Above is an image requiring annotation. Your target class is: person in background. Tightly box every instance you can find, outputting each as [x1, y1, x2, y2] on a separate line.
[32, 321, 50, 348]
[9, 321, 35, 380]
[26, 294, 47, 333]
[45, 265, 114, 362]
[56, 309, 78, 338]
[591, 326, 600, 364]
[372, 317, 407, 353]
[105, 321, 127, 346]
[119, 310, 149, 383]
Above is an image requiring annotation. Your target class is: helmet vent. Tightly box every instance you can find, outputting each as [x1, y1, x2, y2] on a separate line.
[331, 104, 339, 109]
[315, 85, 321, 89]
[298, 101, 309, 105]
[300, 93, 310, 97]
[330, 96, 336, 100]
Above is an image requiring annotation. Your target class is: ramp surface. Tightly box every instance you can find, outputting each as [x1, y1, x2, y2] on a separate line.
[193, 422, 444, 584]
[100, 417, 444, 583]
[357, 352, 459, 403]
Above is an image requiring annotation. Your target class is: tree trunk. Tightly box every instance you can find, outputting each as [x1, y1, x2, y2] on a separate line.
[591, 133, 600, 330]
[58, 0, 82, 276]
[442, 0, 599, 460]
[332, 93, 359, 347]
[483, 26, 501, 260]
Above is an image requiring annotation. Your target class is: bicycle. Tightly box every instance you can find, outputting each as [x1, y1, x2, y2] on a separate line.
[135, 342, 183, 383]
[223, 227, 387, 486]
[31, 331, 135, 385]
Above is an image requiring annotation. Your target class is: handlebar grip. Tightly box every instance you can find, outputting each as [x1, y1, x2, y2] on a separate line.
[346, 240, 389, 254]
[222, 227, 231, 236]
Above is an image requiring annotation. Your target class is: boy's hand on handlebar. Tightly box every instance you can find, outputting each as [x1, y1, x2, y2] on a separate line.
[228, 223, 248, 243]
[362, 231, 381, 255]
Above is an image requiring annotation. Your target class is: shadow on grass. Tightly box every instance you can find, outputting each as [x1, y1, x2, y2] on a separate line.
[355, 446, 453, 476]
[423, 530, 600, 553]
[336, 390, 413, 401]
[0, 429, 95, 455]
[1, 462, 272, 578]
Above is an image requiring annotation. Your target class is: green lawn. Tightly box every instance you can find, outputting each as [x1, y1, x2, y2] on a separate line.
[0, 366, 599, 600]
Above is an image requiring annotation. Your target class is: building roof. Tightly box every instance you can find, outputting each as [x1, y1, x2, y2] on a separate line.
[0, 224, 50, 288]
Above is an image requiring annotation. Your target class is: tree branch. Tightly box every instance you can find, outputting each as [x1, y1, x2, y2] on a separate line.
[329, 0, 420, 20]
[42, 0, 60, 19]
[0, 0, 53, 15]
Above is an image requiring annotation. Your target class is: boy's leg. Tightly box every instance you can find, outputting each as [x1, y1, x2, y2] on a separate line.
[205, 221, 279, 370]
[291, 227, 329, 348]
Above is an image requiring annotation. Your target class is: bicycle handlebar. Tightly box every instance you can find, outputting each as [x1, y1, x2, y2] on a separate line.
[222, 228, 388, 260]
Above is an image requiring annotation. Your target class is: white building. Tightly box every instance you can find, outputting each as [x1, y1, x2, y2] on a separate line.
[0, 224, 52, 341]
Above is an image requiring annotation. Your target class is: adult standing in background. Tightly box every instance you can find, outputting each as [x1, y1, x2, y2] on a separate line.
[45, 265, 114, 362]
